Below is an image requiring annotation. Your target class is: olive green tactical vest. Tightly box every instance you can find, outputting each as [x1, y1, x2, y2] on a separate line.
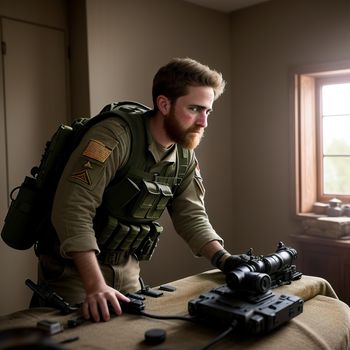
[93, 103, 192, 260]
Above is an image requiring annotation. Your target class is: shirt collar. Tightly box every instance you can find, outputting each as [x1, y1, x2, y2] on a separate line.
[145, 116, 177, 164]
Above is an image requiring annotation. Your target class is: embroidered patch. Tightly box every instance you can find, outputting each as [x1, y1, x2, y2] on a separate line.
[83, 161, 93, 169]
[82, 139, 112, 163]
[71, 169, 91, 185]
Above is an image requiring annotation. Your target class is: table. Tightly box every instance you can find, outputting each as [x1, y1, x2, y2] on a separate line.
[0, 270, 350, 349]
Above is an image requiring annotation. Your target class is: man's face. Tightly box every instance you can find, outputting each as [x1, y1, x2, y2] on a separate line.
[163, 86, 214, 149]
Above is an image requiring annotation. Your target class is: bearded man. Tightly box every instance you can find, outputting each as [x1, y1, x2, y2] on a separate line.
[32, 58, 244, 322]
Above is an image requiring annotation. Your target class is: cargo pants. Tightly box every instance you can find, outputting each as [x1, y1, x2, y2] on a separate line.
[32, 252, 140, 306]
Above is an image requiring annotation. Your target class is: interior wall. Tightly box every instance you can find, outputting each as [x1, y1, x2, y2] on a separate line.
[0, 0, 68, 315]
[85, 0, 233, 285]
[67, 0, 90, 119]
[229, 0, 350, 253]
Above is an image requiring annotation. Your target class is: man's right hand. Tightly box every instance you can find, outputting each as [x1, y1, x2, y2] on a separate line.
[70, 250, 130, 322]
[82, 282, 130, 322]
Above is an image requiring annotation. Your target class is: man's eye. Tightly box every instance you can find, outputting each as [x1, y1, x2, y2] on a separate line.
[189, 106, 212, 115]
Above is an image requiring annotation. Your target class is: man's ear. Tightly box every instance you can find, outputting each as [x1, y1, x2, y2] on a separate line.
[156, 95, 171, 115]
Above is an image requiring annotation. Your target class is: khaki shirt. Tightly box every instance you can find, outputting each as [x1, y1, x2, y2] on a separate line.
[51, 116, 223, 259]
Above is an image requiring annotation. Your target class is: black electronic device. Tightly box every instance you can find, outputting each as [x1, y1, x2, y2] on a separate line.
[188, 285, 303, 335]
[120, 298, 145, 314]
[189, 242, 304, 336]
[25, 279, 78, 315]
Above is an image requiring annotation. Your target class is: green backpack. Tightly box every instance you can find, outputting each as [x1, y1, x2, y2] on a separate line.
[1, 101, 151, 250]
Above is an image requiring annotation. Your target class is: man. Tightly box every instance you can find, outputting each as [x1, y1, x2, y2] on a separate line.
[37, 58, 243, 322]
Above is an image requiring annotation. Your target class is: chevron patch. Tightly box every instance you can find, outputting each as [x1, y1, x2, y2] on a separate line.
[71, 169, 91, 185]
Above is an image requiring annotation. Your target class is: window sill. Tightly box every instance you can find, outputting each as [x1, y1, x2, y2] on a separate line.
[297, 213, 350, 239]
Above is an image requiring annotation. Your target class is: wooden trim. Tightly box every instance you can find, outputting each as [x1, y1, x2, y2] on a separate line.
[290, 234, 350, 253]
[297, 74, 317, 213]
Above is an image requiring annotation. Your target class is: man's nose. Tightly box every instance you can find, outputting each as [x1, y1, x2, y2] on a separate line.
[196, 112, 208, 128]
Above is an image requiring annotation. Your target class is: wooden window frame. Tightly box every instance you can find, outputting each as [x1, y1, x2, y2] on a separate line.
[293, 62, 350, 215]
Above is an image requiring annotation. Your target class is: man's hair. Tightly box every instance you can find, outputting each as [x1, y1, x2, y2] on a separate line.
[152, 57, 226, 110]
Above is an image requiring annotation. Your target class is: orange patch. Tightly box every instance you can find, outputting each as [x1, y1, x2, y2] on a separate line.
[82, 139, 112, 163]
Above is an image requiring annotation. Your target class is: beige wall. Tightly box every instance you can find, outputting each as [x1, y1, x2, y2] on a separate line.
[229, 0, 350, 253]
[85, 0, 233, 285]
[0, 0, 69, 315]
[68, 0, 91, 118]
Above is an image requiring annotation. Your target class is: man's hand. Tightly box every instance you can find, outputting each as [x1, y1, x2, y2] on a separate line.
[221, 254, 250, 273]
[200, 241, 250, 274]
[82, 282, 130, 322]
[71, 250, 130, 322]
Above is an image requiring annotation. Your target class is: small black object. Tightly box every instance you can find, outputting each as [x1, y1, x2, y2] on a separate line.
[67, 316, 85, 328]
[144, 328, 166, 345]
[120, 298, 145, 314]
[138, 277, 163, 298]
[159, 285, 176, 292]
[125, 292, 145, 300]
[59, 335, 79, 344]
[139, 288, 163, 298]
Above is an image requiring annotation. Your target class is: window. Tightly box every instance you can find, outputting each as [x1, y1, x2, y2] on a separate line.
[318, 79, 350, 197]
[294, 64, 350, 215]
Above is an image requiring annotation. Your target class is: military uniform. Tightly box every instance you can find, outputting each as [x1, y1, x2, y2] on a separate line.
[37, 112, 223, 304]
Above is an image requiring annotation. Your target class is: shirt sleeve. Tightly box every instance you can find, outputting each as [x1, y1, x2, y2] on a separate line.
[168, 154, 224, 256]
[51, 117, 130, 258]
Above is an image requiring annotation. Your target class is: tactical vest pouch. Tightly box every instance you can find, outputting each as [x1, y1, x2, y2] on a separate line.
[1, 176, 40, 250]
[106, 222, 130, 250]
[130, 180, 173, 220]
[148, 183, 173, 219]
[119, 224, 140, 251]
[96, 216, 119, 246]
[130, 180, 160, 219]
[135, 222, 163, 261]
[106, 177, 141, 209]
[130, 224, 151, 253]
[97, 218, 163, 262]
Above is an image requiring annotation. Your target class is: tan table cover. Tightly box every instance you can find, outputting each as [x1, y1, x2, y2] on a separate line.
[0, 270, 349, 349]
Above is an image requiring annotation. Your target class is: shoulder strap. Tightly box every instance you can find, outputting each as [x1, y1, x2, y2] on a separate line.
[34, 101, 150, 191]
[176, 146, 190, 183]
[98, 101, 151, 184]
[72, 101, 151, 147]
[97, 101, 191, 188]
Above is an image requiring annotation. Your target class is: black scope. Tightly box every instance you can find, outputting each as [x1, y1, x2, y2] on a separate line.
[226, 242, 298, 294]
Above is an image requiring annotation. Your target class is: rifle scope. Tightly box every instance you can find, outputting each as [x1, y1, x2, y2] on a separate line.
[226, 242, 298, 294]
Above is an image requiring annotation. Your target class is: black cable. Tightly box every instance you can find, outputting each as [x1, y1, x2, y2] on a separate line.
[140, 310, 195, 322]
[140, 310, 237, 349]
[138, 276, 147, 290]
[197, 321, 237, 350]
